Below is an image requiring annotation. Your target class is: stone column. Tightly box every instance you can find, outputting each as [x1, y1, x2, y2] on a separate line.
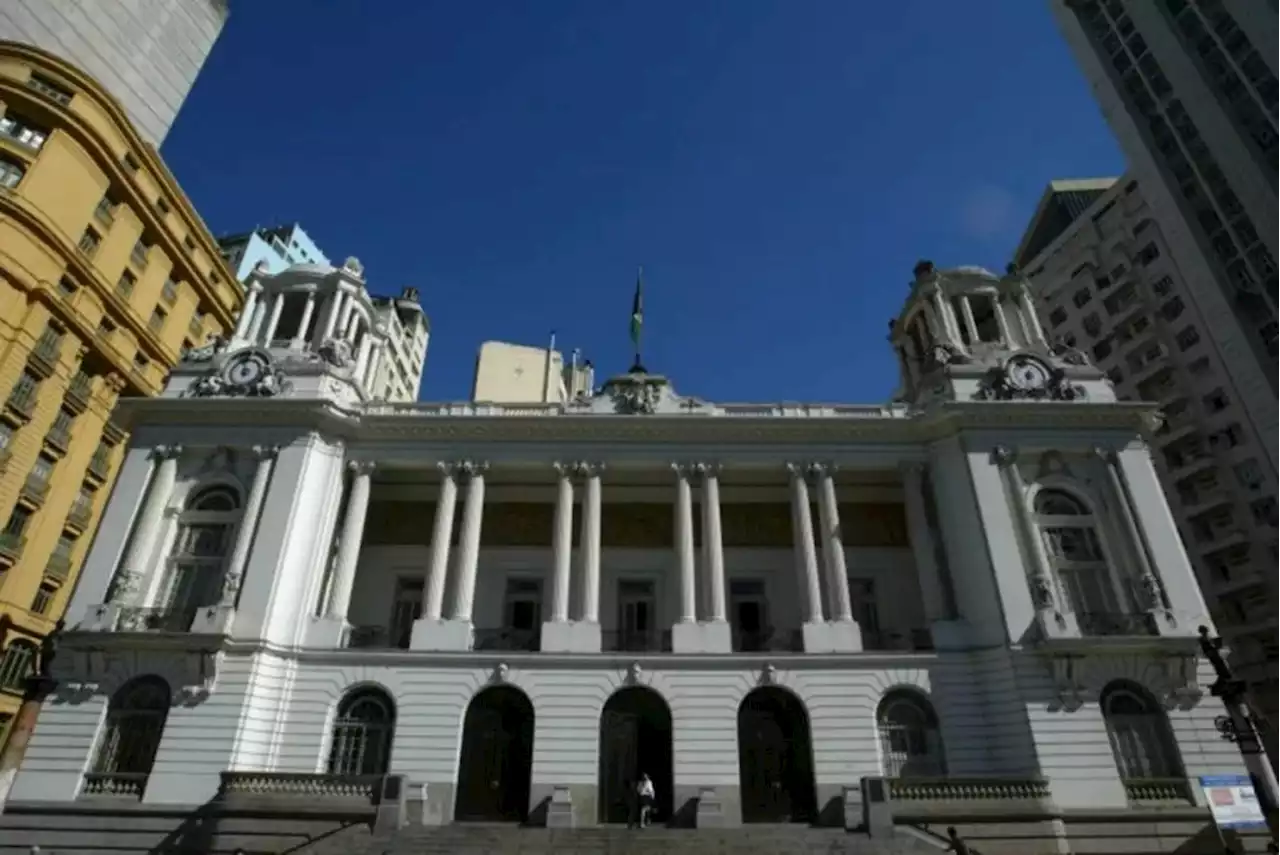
[992, 447, 1057, 614]
[673, 462, 697, 622]
[233, 283, 262, 340]
[1020, 290, 1047, 345]
[900, 462, 947, 623]
[550, 462, 575, 622]
[109, 445, 182, 606]
[322, 290, 346, 340]
[698, 462, 726, 622]
[325, 461, 375, 620]
[450, 461, 488, 622]
[958, 296, 980, 343]
[262, 292, 287, 344]
[247, 298, 268, 343]
[290, 288, 318, 349]
[787, 462, 824, 623]
[364, 339, 386, 389]
[814, 463, 853, 622]
[354, 332, 375, 382]
[1094, 447, 1164, 614]
[218, 445, 277, 605]
[423, 462, 459, 621]
[578, 462, 603, 623]
[993, 299, 1014, 344]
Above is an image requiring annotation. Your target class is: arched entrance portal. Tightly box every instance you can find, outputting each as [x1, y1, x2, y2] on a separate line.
[598, 686, 673, 825]
[737, 687, 817, 823]
[454, 686, 535, 822]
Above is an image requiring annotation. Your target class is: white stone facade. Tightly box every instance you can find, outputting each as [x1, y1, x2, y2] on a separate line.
[8, 263, 1249, 830]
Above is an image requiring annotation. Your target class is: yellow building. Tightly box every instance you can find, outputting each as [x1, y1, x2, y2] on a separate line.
[0, 41, 240, 743]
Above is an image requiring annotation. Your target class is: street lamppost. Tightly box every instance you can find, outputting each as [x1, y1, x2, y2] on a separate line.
[1198, 626, 1278, 840]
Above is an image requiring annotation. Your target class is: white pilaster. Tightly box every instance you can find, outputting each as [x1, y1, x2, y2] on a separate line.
[900, 462, 947, 623]
[549, 462, 575, 622]
[325, 461, 374, 620]
[1094, 447, 1165, 618]
[674, 463, 697, 623]
[290, 289, 318, 349]
[578, 462, 603, 624]
[992, 446, 1065, 636]
[450, 461, 487, 622]
[959, 295, 980, 343]
[1020, 290, 1047, 346]
[354, 333, 374, 383]
[814, 463, 853, 622]
[110, 445, 181, 607]
[423, 462, 459, 621]
[233, 283, 261, 340]
[787, 462, 823, 624]
[218, 446, 277, 604]
[321, 290, 345, 340]
[262, 292, 286, 344]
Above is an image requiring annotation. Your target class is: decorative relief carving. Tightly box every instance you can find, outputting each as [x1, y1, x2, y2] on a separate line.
[759, 663, 778, 686]
[316, 337, 353, 368]
[974, 353, 1084, 402]
[347, 460, 377, 477]
[187, 348, 290, 399]
[607, 374, 664, 414]
[625, 662, 644, 685]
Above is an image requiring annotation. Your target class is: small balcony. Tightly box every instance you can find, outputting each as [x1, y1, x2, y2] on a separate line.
[87, 445, 112, 482]
[66, 496, 93, 532]
[1076, 611, 1157, 637]
[732, 626, 804, 653]
[5, 382, 38, 420]
[0, 531, 25, 564]
[65, 371, 93, 412]
[44, 418, 73, 454]
[19, 473, 50, 507]
[602, 628, 673, 653]
[28, 334, 61, 377]
[116, 606, 197, 633]
[46, 545, 74, 583]
[474, 627, 542, 652]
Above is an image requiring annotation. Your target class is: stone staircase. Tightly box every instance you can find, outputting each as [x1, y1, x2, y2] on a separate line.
[335, 824, 940, 855]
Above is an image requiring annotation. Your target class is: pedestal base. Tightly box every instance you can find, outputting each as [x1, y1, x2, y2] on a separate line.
[410, 618, 474, 651]
[671, 620, 732, 653]
[306, 616, 352, 648]
[539, 620, 601, 653]
[802, 620, 863, 653]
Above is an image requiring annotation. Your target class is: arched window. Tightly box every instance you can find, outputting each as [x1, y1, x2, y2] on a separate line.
[1101, 682, 1183, 781]
[0, 639, 37, 691]
[327, 687, 395, 775]
[877, 691, 946, 778]
[1034, 488, 1120, 633]
[85, 676, 171, 797]
[159, 485, 242, 626]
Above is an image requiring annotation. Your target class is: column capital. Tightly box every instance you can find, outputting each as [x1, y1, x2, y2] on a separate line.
[458, 459, 490, 478]
[671, 461, 697, 478]
[694, 461, 722, 477]
[898, 460, 927, 477]
[784, 461, 809, 478]
[247, 280, 264, 294]
[250, 444, 280, 461]
[151, 444, 183, 462]
[437, 460, 463, 477]
[1092, 446, 1119, 466]
[807, 461, 837, 478]
[347, 460, 377, 477]
[574, 461, 606, 478]
[990, 446, 1018, 467]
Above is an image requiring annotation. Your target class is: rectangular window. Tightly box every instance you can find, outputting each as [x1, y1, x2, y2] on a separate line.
[130, 239, 150, 268]
[1175, 325, 1201, 350]
[3, 506, 32, 537]
[1073, 287, 1092, 308]
[56, 277, 78, 297]
[77, 227, 101, 256]
[94, 194, 116, 227]
[1233, 460, 1263, 490]
[1091, 339, 1112, 361]
[0, 156, 24, 189]
[1136, 242, 1160, 265]
[1150, 275, 1174, 296]
[1203, 388, 1230, 412]
[1159, 296, 1185, 320]
[133, 353, 150, 372]
[161, 279, 179, 304]
[1250, 497, 1277, 528]
[30, 581, 57, 616]
[1049, 307, 1068, 328]
[0, 113, 49, 149]
[116, 270, 136, 297]
[148, 308, 166, 332]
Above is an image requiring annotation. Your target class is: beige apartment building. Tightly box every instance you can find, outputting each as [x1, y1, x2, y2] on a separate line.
[471, 340, 594, 404]
[1013, 175, 1277, 764]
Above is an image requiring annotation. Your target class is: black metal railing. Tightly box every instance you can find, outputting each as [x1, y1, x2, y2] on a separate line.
[862, 627, 936, 652]
[602, 629, 672, 653]
[116, 606, 198, 633]
[473, 627, 541, 652]
[732, 627, 804, 652]
[1077, 611, 1158, 637]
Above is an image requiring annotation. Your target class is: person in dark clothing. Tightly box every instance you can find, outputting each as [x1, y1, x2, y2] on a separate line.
[946, 826, 971, 855]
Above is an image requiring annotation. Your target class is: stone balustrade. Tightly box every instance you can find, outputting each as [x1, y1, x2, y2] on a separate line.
[217, 771, 384, 804]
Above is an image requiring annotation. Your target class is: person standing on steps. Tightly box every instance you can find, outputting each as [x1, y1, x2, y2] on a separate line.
[945, 826, 971, 854]
[636, 773, 656, 828]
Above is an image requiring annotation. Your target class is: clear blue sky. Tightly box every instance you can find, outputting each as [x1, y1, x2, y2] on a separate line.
[163, 0, 1123, 403]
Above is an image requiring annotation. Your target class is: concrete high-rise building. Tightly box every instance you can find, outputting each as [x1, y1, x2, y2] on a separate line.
[1049, 0, 1277, 478]
[0, 0, 229, 147]
[1014, 174, 1278, 765]
[0, 41, 240, 749]
[217, 223, 330, 283]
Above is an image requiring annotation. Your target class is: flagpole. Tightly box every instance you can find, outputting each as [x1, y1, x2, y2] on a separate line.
[631, 266, 644, 373]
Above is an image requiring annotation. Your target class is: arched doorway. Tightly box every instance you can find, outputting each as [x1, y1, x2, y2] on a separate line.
[454, 685, 535, 822]
[598, 686, 673, 825]
[737, 687, 816, 823]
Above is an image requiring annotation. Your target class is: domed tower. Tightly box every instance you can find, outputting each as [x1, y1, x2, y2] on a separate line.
[889, 261, 1110, 407]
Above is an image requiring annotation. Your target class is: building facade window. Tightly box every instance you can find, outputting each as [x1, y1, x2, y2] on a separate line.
[0, 639, 36, 691]
[876, 690, 945, 778]
[157, 485, 241, 624]
[1101, 681, 1184, 781]
[1034, 489, 1130, 634]
[326, 687, 395, 775]
[0, 155, 25, 189]
[86, 676, 171, 798]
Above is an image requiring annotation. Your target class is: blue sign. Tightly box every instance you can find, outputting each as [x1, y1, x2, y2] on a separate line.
[1200, 774, 1266, 830]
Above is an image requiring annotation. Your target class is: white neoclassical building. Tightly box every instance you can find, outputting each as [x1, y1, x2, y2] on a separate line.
[4, 259, 1254, 848]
